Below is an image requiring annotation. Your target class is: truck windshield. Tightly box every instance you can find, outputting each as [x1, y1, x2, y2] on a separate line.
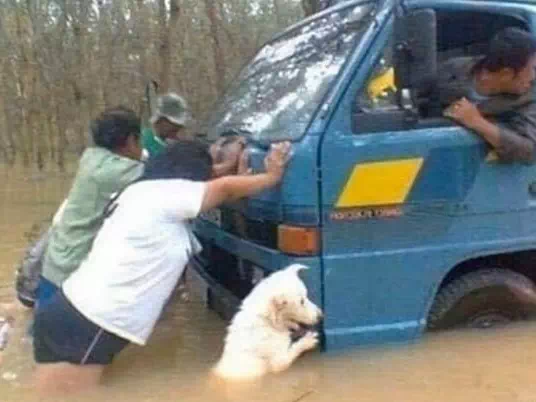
[204, 2, 377, 142]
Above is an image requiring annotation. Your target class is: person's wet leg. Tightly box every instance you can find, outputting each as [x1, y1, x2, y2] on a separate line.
[34, 363, 104, 395]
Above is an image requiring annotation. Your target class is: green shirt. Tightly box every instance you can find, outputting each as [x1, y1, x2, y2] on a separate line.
[141, 127, 167, 159]
[42, 147, 144, 286]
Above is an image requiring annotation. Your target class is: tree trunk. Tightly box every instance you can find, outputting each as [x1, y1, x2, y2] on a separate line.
[273, 0, 283, 29]
[167, 0, 180, 90]
[158, 0, 180, 91]
[301, 0, 333, 16]
[133, 0, 149, 118]
[204, 0, 226, 97]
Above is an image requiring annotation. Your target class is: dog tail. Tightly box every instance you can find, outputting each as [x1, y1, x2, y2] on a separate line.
[285, 264, 309, 275]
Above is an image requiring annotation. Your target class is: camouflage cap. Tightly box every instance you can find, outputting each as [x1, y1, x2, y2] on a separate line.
[150, 92, 192, 127]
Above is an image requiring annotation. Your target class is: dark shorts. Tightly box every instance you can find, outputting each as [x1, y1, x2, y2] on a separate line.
[36, 276, 59, 309]
[33, 290, 129, 365]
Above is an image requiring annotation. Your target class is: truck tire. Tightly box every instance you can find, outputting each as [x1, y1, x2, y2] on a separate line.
[427, 269, 536, 331]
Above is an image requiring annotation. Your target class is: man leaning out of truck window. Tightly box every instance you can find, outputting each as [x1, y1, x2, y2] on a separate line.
[438, 27, 536, 163]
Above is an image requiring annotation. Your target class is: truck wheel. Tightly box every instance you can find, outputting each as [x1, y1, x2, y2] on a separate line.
[427, 269, 536, 331]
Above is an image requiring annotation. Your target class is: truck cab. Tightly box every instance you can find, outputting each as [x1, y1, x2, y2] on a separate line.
[190, 0, 536, 351]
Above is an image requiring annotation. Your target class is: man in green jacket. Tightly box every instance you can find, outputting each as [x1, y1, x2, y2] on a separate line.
[38, 107, 145, 304]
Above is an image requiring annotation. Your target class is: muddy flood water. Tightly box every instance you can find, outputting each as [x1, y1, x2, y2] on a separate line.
[3, 164, 536, 402]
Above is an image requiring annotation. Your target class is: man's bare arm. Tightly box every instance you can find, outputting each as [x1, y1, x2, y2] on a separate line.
[445, 97, 535, 163]
[201, 173, 280, 212]
[210, 136, 246, 177]
[200, 142, 291, 212]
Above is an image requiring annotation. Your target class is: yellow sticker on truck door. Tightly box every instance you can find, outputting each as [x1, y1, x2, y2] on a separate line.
[335, 158, 424, 208]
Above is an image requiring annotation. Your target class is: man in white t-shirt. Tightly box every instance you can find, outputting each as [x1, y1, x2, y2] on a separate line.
[32, 139, 291, 395]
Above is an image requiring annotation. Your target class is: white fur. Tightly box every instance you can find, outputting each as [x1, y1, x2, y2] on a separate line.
[212, 264, 322, 381]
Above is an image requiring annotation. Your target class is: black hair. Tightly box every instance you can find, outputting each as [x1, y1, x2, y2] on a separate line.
[473, 27, 536, 74]
[141, 140, 213, 182]
[91, 106, 141, 151]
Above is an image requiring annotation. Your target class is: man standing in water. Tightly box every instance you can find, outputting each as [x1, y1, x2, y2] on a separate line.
[141, 92, 245, 174]
[38, 107, 145, 304]
[141, 92, 191, 158]
[32, 140, 292, 394]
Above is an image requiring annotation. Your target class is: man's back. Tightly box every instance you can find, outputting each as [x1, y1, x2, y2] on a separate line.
[63, 178, 206, 345]
[42, 147, 143, 287]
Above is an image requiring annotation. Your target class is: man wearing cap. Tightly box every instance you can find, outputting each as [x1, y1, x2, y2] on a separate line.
[142, 92, 247, 177]
[142, 92, 191, 159]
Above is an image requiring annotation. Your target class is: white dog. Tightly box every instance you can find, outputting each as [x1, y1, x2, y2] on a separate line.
[212, 264, 323, 380]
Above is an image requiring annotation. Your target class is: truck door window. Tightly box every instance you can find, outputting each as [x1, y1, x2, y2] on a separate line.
[356, 44, 398, 112]
[353, 10, 529, 133]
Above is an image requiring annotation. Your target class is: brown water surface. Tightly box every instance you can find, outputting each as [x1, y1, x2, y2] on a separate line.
[2, 163, 536, 402]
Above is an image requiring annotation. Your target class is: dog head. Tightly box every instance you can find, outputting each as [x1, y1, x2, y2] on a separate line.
[258, 264, 322, 331]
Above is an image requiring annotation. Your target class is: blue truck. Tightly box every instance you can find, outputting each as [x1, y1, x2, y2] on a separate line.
[189, 0, 536, 351]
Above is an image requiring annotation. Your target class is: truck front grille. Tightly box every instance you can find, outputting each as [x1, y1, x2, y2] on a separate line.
[220, 208, 277, 249]
[198, 243, 256, 299]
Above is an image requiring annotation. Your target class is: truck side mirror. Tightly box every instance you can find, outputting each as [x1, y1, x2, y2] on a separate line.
[393, 9, 437, 98]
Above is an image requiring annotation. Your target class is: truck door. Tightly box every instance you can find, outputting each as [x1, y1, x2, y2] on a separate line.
[319, 8, 536, 350]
